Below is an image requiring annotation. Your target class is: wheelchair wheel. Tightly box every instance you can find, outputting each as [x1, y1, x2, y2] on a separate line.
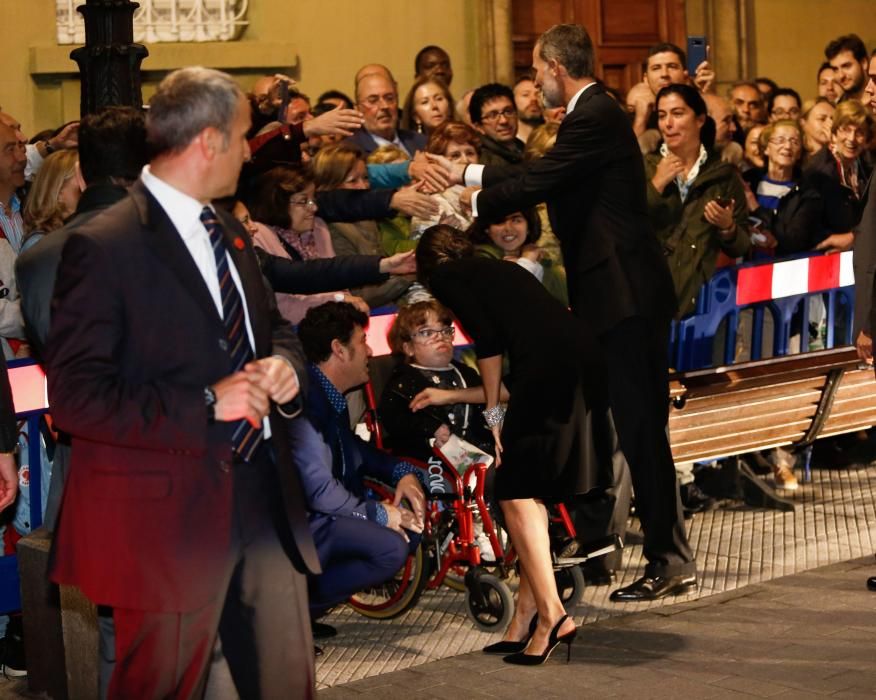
[554, 564, 586, 611]
[464, 571, 514, 632]
[348, 543, 429, 620]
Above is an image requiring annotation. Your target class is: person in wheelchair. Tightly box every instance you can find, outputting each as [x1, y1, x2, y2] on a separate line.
[291, 301, 426, 644]
[378, 299, 506, 462]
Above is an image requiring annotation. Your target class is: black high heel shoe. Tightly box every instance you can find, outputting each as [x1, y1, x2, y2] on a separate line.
[482, 614, 539, 654]
[502, 614, 576, 666]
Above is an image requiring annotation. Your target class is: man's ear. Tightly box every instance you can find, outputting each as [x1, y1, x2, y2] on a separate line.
[330, 337, 347, 361]
[199, 126, 221, 159]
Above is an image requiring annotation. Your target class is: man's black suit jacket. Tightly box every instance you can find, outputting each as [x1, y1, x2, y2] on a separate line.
[46, 181, 319, 612]
[475, 84, 677, 335]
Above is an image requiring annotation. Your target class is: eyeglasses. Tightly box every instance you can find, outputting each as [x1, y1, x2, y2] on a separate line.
[836, 125, 868, 141]
[411, 326, 455, 342]
[768, 137, 801, 147]
[480, 107, 516, 122]
[290, 197, 317, 209]
[771, 109, 800, 119]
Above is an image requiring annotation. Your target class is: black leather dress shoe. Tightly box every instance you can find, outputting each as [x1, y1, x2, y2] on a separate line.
[867, 576, 876, 591]
[609, 574, 697, 602]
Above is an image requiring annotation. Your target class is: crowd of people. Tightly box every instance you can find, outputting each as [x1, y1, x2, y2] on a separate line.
[0, 20, 874, 698]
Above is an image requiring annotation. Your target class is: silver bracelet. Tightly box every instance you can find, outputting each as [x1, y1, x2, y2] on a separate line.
[482, 405, 506, 428]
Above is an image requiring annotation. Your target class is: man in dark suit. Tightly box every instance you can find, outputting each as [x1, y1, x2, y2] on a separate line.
[45, 67, 319, 697]
[853, 54, 876, 593]
[16, 107, 147, 538]
[347, 71, 426, 156]
[449, 23, 696, 601]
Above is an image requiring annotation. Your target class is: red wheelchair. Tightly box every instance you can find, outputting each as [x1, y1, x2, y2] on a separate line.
[348, 382, 621, 630]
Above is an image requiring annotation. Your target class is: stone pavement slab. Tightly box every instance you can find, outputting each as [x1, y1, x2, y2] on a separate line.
[319, 556, 876, 698]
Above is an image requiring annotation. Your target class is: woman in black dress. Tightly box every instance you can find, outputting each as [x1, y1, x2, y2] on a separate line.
[416, 225, 612, 664]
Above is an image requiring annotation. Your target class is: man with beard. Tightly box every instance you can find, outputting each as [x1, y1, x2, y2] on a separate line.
[514, 76, 545, 143]
[449, 23, 697, 602]
[826, 34, 870, 103]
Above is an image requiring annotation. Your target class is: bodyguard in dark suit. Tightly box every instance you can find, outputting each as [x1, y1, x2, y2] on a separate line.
[45, 68, 319, 698]
[454, 24, 696, 601]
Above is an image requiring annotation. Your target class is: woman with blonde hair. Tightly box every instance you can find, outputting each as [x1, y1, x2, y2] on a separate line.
[799, 97, 835, 163]
[21, 149, 81, 252]
[523, 123, 564, 270]
[311, 145, 413, 303]
[804, 99, 873, 235]
[401, 76, 454, 136]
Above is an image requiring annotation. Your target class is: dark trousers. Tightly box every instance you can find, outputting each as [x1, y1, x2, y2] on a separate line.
[573, 411, 632, 570]
[108, 449, 313, 699]
[599, 316, 694, 577]
[307, 514, 412, 618]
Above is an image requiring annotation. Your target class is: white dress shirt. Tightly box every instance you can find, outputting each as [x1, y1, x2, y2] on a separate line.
[140, 165, 273, 437]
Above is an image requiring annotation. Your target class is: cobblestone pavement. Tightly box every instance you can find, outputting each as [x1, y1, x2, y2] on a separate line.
[316, 463, 876, 691]
[1, 462, 873, 698]
[319, 555, 876, 699]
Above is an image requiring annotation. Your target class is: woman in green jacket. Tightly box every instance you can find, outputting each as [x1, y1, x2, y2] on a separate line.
[645, 84, 750, 317]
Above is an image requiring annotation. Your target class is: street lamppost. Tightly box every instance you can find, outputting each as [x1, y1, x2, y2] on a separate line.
[70, 0, 149, 116]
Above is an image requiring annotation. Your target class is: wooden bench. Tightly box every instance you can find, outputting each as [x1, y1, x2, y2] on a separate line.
[668, 347, 876, 481]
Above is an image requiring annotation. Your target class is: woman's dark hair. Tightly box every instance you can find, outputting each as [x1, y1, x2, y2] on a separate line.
[767, 87, 802, 117]
[655, 83, 716, 151]
[416, 225, 475, 289]
[247, 164, 313, 228]
[298, 301, 369, 363]
[467, 209, 540, 248]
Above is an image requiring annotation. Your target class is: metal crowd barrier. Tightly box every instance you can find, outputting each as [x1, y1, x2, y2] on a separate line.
[671, 251, 856, 372]
[0, 252, 857, 611]
[0, 359, 48, 614]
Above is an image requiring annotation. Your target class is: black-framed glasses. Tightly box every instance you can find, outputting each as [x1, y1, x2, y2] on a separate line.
[480, 107, 516, 122]
[411, 326, 455, 342]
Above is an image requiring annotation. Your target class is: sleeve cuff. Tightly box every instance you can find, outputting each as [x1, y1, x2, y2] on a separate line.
[471, 190, 480, 219]
[272, 354, 303, 418]
[392, 461, 425, 488]
[515, 257, 544, 281]
[464, 163, 485, 187]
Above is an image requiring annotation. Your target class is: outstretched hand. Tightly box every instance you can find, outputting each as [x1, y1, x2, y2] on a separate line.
[302, 105, 364, 138]
[379, 250, 416, 275]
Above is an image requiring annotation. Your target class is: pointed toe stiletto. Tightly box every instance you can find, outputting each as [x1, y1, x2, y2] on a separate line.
[502, 614, 576, 666]
[483, 614, 539, 654]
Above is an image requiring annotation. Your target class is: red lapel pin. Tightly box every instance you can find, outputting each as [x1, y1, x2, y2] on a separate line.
[233, 237, 245, 250]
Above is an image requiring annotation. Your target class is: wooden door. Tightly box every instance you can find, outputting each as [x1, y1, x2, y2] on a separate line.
[511, 0, 687, 96]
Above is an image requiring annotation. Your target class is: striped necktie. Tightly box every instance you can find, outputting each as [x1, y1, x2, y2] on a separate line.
[200, 207, 263, 461]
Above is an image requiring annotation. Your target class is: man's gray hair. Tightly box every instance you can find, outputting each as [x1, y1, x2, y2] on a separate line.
[537, 24, 595, 80]
[147, 66, 244, 156]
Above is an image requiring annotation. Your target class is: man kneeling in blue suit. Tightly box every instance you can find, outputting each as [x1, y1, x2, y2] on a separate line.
[290, 302, 426, 644]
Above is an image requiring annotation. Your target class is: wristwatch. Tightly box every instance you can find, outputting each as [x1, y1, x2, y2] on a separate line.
[204, 385, 217, 423]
